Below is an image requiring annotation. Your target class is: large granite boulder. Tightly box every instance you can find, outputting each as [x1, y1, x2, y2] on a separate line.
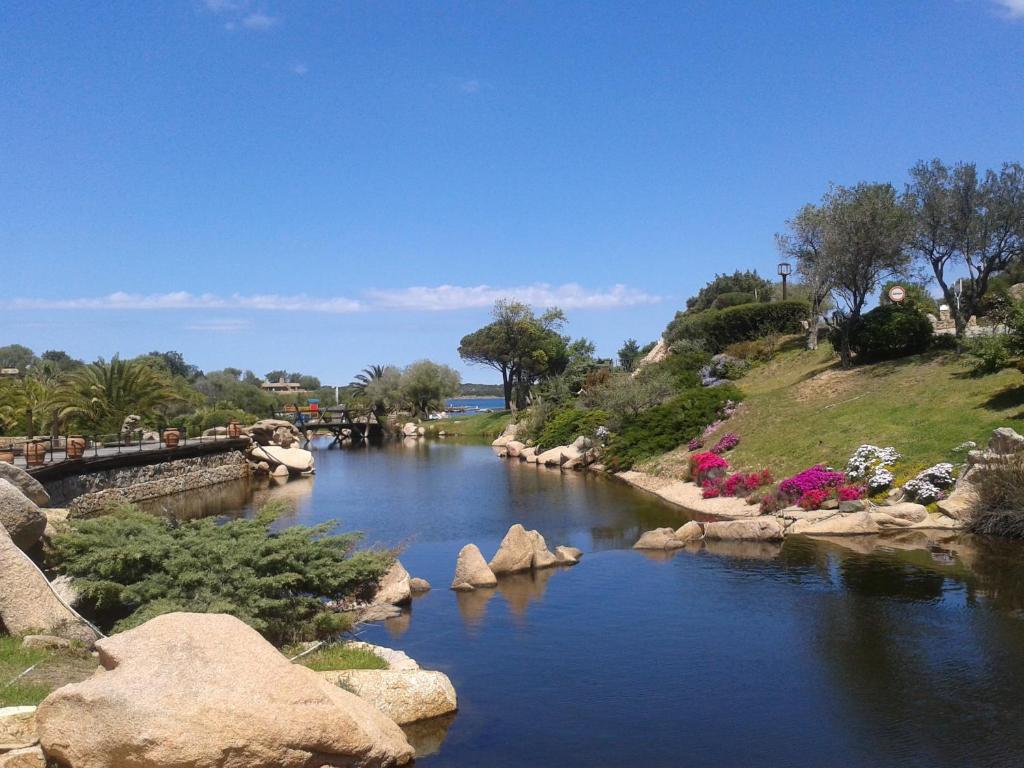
[0, 463, 49, 507]
[789, 511, 879, 536]
[633, 527, 688, 550]
[0, 480, 46, 551]
[0, 745, 45, 767]
[319, 670, 457, 726]
[488, 524, 557, 574]
[555, 545, 583, 565]
[490, 423, 520, 448]
[248, 419, 303, 447]
[703, 517, 785, 541]
[0, 523, 98, 645]
[373, 560, 412, 606]
[451, 544, 497, 590]
[989, 426, 1024, 455]
[536, 446, 568, 467]
[249, 445, 314, 474]
[880, 502, 929, 523]
[505, 440, 526, 458]
[36, 613, 413, 768]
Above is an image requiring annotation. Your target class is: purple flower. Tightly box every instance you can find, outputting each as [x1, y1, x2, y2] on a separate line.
[779, 465, 847, 501]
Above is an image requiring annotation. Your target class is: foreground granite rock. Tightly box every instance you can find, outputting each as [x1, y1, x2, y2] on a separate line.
[374, 560, 412, 606]
[36, 613, 413, 768]
[703, 517, 785, 541]
[789, 511, 879, 536]
[0, 707, 38, 752]
[451, 544, 497, 590]
[0, 480, 46, 551]
[489, 524, 557, 574]
[320, 670, 458, 726]
[0, 524, 98, 645]
[0, 463, 49, 507]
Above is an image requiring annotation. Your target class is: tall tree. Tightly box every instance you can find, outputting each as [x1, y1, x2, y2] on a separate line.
[458, 300, 567, 410]
[617, 339, 642, 371]
[400, 361, 461, 418]
[787, 183, 913, 366]
[906, 159, 1024, 338]
[0, 344, 37, 373]
[777, 204, 832, 350]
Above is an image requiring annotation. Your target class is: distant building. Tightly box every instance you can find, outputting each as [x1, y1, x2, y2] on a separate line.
[0, 368, 19, 379]
[261, 378, 304, 393]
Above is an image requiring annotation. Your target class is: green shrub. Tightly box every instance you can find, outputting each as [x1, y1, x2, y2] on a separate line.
[604, 386, 739, 471]
[649, 346, 711, 389]
[724, 335, 780, 362]
[535, 407, 609, 451]
[964, 334, 1013, 375]
[665, 301, 808, 353]
[833, 304, 934, 363]
[581, 369, 677, 431]
[47, 503, 392, 645]
[711, 292, 755, 310]
[967, 455, 1024, 538]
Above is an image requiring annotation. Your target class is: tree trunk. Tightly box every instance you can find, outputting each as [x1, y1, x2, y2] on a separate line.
[501, 367, 511, 411]
[839, 323, 853, 368]
[806, 324, 819, 351]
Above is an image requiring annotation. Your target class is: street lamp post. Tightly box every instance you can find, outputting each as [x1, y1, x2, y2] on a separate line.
[777, 261, 792, 300]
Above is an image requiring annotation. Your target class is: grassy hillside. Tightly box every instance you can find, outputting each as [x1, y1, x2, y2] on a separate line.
[644, 339, 1024, 478]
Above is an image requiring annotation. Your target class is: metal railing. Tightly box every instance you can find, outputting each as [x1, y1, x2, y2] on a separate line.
[1, 426, 247, 470]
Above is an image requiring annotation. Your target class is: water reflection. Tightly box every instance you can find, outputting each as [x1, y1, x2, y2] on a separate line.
[402, 713, 456, 760]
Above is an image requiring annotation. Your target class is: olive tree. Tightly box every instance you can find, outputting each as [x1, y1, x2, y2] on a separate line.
[906, 159, 1024, 338]
[400, 360, 461, 417]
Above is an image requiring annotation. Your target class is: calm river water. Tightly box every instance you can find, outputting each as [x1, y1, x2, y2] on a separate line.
[162, 438, 1024, 768]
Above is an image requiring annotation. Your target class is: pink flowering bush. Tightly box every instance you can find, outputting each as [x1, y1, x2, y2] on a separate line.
[687, 437, 704, 451]
[837, 485, 865, 502]
[778, 465, 846, 500]
[690, 452, 729, 484]
[711, 433, 740, 455]
[798, 489, 830, 510]
[702, 468, 773, 500]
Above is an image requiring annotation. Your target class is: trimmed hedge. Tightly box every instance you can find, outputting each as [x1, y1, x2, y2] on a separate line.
[603, 385, 739, 471]
[832, 304, 934, 363]
[666, 300, 808, 353]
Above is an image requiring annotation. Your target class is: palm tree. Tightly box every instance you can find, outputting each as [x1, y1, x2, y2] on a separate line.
[52, 357, 182, 435]
[349, 364, 387, 393]
[0, 374, 56, 438]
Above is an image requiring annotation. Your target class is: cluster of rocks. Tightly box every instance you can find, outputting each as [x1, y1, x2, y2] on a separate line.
[401, 422, 427, 439]
[238, 419, 315, 478]
[493, 424, 597, 470]
[0, 463, 99, 646]
[451, 524, 582, 591]
[4, 612, 418, 768]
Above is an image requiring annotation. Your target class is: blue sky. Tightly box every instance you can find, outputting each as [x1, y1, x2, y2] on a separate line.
[3, 0, 1023, 384]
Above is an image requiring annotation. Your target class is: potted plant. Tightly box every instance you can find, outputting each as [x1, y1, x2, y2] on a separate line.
[67, 435, 87, 460]
[0, 444, 13, 464]
[163, 428, 181, 448]
[227, 420, 242, 438]
[25, 439, 47, 467]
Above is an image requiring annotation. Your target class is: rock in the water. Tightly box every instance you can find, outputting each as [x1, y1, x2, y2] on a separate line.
[536, 446, 569, 467]
[0, 480, 46, 551]
[0, 524, 98, 645]
[374, 560, 412, 606]
[409, 577, 431, 593]
[0, 463, 49, 507]
[490, 423, 520, 448]
[402, 422, 419, 437]
[675, 521, 704, 541]
[320, 670, 457, 726]
[789, 511, 879, 536]
[35, 613, 413, 768]
[488, 524, 556, 573]
[250, 445, 314, 473]
[505, 440, 526, 458]
[0, 706, 38, 751]
[633, 527, 689, 550]
[989, 426, 1024, 455]
[451, 544, 498, 590]
[520, 446, 539, 463]
[555, 545, 583, 565]
[703, 517, 785, 541]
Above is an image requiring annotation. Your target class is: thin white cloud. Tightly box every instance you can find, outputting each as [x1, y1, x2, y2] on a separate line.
[994, 0, 1024, 17]
[290, 62, 309, 76]
[241, 11, 277, 30]
[184, 318, 252, 333]
[367, 283, 662, 311]
[203, 0, 241, 12]
[459, 79, 482, 94]
[9, 284, 660, 314]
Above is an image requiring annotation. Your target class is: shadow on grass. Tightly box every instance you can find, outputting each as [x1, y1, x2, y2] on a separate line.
[981, 385, 1024, 416]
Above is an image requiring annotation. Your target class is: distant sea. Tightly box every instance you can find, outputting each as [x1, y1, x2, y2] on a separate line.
[446, 396, 506, 411]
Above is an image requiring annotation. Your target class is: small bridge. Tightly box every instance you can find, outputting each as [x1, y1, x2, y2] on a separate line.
[278, 406, 386, 446]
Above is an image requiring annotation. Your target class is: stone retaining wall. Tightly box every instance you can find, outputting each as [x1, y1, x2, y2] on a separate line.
[46, 451, 251, 516]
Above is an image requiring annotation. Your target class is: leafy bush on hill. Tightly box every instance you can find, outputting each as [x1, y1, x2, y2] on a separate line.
[665, 301, 808, 353]
[833, 304, 934, 363]
[604, 386, 740, 471]
[535, 407, 610, 451]
[48, 501, 393, 645]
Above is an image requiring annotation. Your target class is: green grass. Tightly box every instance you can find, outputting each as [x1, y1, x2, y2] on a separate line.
[420, 410, 512, 438]
[643, 339, 1024, 479]
[293, 643, 389, 671]
[0, 635, 96, 707]
[721, 342, 1024, 475]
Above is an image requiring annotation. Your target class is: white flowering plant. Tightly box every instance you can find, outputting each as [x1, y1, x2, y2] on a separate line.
[902, 463, 956, 504]
[845, 445, 902, 491]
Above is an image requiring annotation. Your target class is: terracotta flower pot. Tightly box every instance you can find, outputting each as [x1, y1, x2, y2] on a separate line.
[163, 429, 181, 448]
[67, 435, 87, 460]
[0, 447, 14, 464]
[25, 440, 47, 467]
[227, 421, 242, 438]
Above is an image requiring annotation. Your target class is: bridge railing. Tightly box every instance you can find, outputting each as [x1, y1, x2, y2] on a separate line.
[1, 427, 248, 470]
